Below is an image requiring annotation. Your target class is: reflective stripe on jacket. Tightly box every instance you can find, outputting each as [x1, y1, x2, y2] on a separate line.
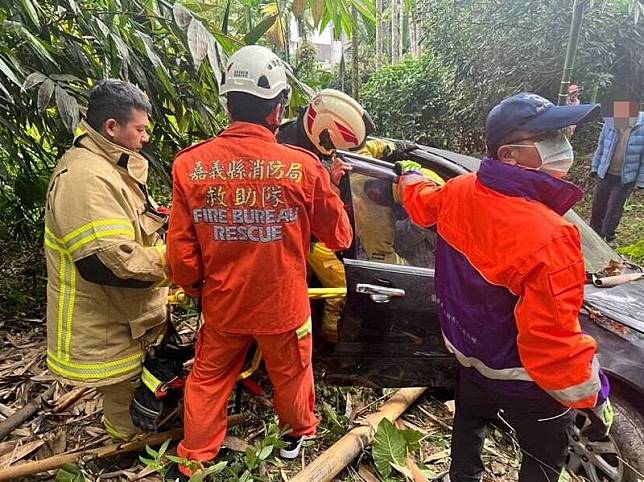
[399, 157, 609, 408]
[167, 122, 352, 335]
[44, 121, 168, 386]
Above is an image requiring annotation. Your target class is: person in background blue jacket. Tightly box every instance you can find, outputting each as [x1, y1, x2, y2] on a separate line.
[590, 100, 644, 242]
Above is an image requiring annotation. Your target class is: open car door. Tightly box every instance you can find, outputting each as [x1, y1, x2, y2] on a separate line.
[327, 149, 466, 388]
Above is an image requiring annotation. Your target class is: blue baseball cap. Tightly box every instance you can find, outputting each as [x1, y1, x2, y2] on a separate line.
[485, 92, 600, 148]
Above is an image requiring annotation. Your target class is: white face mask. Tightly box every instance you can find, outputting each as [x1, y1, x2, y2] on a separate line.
[505, 135, 574, 177]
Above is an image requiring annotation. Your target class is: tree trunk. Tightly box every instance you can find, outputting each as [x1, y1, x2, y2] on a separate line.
[376, 0, 384, 68]
[400, 0, 405, 59]
[557, 0, 588, 105]
[351, 7, 359, 99]
[391, 0, 400, 63]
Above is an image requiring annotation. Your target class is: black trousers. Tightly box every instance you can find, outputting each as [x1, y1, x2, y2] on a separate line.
[449, 372, 574, 482]
[590, 174, 635, 242]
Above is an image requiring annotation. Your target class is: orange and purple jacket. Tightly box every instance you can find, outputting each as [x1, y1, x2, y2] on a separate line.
[167, 122, 352, 335]
[399, 156, 609, 408]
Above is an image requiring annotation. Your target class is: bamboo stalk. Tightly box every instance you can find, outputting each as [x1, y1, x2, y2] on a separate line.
[0, 413, 246, 481]
[290, 387, 427, 482]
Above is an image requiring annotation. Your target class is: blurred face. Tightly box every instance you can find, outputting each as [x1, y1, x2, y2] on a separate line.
[497, 129, 573, 179]
[613, 101, 639, 129]
[103, 108, 150, 152]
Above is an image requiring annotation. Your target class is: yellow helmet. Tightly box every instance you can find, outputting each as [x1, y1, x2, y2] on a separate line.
[303, 89, 375, 155]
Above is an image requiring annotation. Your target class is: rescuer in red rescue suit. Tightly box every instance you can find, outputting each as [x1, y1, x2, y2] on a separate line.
[166, 46, 352, 476]
[395, 93, 612, 482]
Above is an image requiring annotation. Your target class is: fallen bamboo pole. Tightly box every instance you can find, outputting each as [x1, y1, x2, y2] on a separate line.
[291, 387, 427, 482]
[0, 413, 246, 481]
[0, 385, 56, 441]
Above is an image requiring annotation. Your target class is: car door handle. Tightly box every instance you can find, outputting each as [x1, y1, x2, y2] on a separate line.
[356, 283, 406, 303]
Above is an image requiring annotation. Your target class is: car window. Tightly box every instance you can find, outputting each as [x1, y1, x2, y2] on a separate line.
[348, 171, 436, 269]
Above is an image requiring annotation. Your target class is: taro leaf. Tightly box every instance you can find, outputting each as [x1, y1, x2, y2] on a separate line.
[372, 418, 408, 479]
[55, 85, 79, 132]
[0, 57, 22, 87]
[187, 18, 209, 69]
[173, 3, 192, 29]
[55, 463, 85, 482]
[37, 79, 55, 111]
[400, 428, 423, 453]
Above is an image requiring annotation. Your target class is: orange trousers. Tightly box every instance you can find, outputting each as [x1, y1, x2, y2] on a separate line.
[177, 320, 318, 463]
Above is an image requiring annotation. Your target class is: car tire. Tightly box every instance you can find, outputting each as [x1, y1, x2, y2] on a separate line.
[610, 394, 644, 481]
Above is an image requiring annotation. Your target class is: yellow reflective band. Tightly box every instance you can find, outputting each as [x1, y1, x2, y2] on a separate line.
[47, 350, 143, 380]
[45, 220, 135, 255]
[296, 317, 312, 339]
[103, 417, 130, 441]
[141, 366, 163, 394]
[62, 218, 133, 243]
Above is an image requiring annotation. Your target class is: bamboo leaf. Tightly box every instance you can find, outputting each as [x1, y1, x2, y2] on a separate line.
[110, 33, 131, 64]
[187, 18, 209, 69]
[50, 74, 82, 83]
[222, 0, 231, 34]
[95, 19, 110, 37]
[37, 79, 55, 112]
[173, 3, 192, 29]
[244, 13, 279, 45]
[0, 57, 22, 87]
[0, 81, 13, 104]
[19, 0, 41, 29]
[55, 85, 79, 132]
[207, 35, 223, 86]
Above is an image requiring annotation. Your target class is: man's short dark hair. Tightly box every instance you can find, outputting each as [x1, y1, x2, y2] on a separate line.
[86, 79, 151, 131]
[226, 90, 288, 126]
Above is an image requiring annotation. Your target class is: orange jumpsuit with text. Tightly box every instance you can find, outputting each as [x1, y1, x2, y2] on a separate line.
[167, 122, 353, 464]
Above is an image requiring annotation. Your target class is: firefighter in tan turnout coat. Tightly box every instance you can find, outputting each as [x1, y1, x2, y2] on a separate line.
[44, 80, 168, 440]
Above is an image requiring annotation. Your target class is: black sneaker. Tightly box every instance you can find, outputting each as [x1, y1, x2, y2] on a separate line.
[279, 435, 304, 459]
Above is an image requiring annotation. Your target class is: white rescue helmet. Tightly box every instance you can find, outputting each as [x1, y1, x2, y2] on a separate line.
[219, 46, 292, 105]
[303, 89, 376, 155]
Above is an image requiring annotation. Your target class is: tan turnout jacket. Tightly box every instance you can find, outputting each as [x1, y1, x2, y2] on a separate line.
[44, 121, 168, 386]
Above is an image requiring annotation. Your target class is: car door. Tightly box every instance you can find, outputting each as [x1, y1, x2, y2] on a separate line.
[327, 151, 458, 388]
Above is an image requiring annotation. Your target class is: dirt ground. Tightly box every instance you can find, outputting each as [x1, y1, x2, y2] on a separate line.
[0, 309, 523, 482]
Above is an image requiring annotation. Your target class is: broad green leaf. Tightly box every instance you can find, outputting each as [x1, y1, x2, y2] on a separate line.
[55, 85, 79, 132]
[37, 79, 55, 112]
[243, 13, 278, 45]
[158, 438, 171, 457]
[145, 444, 159, 457]
[258, 444, 273, 460]
[400, 428, 423, 453]
[0, 57, 22, 87]
[173, 3, 193, 29]
[204, 460, 228, 475]
[55, 463, 85, 482]
[110, 33, 131, 64]
[187, 18, 209, 69]
[372, 418, 407, 479]
[188, 471, 204, 482]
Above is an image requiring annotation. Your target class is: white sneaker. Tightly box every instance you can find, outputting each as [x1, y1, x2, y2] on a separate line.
[279, 435, 304, 459]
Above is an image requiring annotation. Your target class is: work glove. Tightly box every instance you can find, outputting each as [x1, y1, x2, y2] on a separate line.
[582, 399, 614, 441]
[383, 140, 421, 163]
[394, 160, 424, 176]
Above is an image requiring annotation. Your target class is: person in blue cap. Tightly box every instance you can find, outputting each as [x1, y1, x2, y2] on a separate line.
[394, 92, 612, 482]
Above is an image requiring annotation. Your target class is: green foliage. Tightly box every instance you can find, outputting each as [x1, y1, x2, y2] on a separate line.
[617, 240, 644, 262]
[55, 463, 87, 482]
[371, 417, 425, 480]
[420, 0, 644, 153]
[361, 53, 457, 149]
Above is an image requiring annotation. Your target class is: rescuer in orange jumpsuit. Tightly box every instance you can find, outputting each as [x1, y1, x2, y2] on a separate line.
[166, 46, 353, 477]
